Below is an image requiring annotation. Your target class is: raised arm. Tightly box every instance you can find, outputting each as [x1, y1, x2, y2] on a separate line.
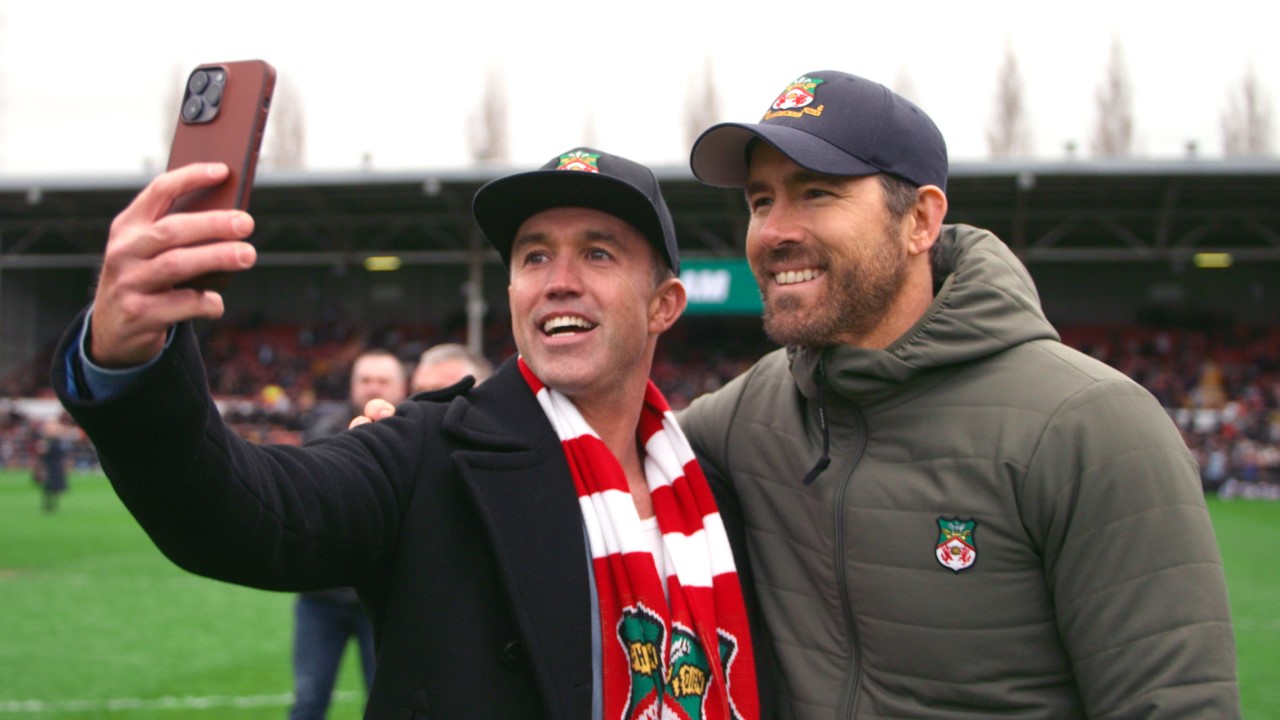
[90, 162, 257, 368]
[55, 164, 419, 594]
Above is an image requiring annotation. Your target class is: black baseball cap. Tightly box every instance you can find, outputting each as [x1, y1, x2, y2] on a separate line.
[473, 147, 680, 274]
[690, 71, 948, 191]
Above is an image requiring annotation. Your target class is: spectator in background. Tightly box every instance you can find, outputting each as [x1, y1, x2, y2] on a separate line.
[409, 343, 492, 394]
[33, 416, 72, 513]
[289, 349, 406, 720]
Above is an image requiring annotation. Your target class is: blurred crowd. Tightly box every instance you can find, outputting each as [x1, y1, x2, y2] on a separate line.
[1062, 324, 1280, 491]
[3, 319, 1278, 496]
[0, 408, 97, 477]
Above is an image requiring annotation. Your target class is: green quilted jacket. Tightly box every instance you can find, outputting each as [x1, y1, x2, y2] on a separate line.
[680, 224, 1239, 719]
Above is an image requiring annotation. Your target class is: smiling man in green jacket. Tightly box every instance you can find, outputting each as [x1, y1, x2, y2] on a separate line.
[679, 70, 1240, 719]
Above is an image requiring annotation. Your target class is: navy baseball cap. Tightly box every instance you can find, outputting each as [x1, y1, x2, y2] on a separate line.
[690, 71, 948, 191]
[473, 147, 680, 274]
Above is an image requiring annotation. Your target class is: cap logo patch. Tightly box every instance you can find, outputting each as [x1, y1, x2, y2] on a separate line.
[764, 76, 825, 121]
[935, 517, 978, 572]
[556, 151, 601, 173]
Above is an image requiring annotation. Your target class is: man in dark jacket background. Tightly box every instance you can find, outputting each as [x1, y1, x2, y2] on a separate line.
[288, 349, 405, 720]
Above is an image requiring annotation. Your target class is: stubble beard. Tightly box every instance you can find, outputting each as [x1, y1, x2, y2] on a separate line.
[759, 221, 908, 348]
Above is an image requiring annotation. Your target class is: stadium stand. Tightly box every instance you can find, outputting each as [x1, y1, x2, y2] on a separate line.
[4, 319, 1276, 496]
[3, 160, 1278, 494]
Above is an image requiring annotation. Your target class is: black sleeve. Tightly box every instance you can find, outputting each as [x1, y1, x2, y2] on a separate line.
[702, 454, 779, 720]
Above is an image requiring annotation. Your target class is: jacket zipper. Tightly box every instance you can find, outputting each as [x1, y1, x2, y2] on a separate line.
[826, 360, 869, 720]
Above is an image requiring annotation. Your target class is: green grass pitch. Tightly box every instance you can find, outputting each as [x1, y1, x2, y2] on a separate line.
[2, 471, 1276, 718]
[0, 471, 366, 719]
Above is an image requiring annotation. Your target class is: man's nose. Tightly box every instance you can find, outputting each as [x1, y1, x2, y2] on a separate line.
[755, 199, 803, 249]
[543, 256, 584, 296]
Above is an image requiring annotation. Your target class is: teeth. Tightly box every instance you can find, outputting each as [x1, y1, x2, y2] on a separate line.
[774, 268, 824, 286]
[543, 315, 596, 334]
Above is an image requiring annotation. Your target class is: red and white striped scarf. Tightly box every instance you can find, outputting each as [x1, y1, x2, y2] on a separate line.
[519, 359, 759, 720]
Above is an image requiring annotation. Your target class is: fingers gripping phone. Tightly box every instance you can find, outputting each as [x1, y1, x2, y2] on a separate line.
[166, 60, 276, 290]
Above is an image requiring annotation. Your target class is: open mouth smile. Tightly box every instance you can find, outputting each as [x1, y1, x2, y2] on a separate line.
[774, 268, 825, 286]
[542, 315, 598, 336]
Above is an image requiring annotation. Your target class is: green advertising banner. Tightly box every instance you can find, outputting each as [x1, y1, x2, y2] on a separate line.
[679, 259, 763, 315]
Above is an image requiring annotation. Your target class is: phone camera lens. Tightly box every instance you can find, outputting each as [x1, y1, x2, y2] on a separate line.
[182, 96, 204, 122]
[188, 70, 210, 95]
[205, 82, 223, 107]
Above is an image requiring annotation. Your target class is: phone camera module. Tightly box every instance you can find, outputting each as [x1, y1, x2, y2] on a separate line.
[181, 96, 205, 122]
[188, 70, 210, 95]
[180, 66, 227, 123]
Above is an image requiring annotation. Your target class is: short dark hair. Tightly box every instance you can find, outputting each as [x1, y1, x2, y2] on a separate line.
[353, 348, 407, 379]
[356, 347, 400, 365]
[879, 173, 919, 220]
[652, 251, 676, 288]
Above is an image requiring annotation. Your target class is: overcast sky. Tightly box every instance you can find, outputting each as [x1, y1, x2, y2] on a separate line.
[1, 0, 1277, 177]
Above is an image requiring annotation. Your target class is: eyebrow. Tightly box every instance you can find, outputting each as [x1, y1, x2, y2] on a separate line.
[511, 227, 621, 253]
[745, 169, 845, 198]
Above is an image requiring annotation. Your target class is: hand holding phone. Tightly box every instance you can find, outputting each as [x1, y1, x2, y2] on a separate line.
[91, 163, 258, 368]
[167, 60, 275, 289]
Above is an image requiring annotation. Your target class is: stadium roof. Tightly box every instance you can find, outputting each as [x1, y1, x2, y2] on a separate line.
[3, 158, 1280, 269]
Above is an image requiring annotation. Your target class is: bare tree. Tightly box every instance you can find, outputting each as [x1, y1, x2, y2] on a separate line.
[986, 37, 1032, 158]
[683, 57, 720, 151]
[1222, 61, 1274, 157]
[262, 76, 306, 169]
[1089, 36, 1134, 157]
[467, 65, 509, 164]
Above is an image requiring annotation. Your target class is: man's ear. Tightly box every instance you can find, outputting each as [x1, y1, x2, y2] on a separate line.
[649, 276, 687, 335]
[907, 186, 948, 256]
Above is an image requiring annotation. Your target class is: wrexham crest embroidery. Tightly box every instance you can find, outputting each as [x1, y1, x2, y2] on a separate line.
[935, 517, 978, 572]
[618, 604, 729, 720]
[556, 150, 601, 173]
[764, 76, 826, 120]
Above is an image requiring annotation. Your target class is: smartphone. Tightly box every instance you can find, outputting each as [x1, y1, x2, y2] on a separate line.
[166, 59, 276, 289]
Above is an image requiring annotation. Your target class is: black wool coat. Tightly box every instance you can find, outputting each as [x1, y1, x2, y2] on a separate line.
[54, 313, 595, 719]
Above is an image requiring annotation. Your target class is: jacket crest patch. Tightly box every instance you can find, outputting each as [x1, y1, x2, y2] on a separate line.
[935, 517, 978, 572]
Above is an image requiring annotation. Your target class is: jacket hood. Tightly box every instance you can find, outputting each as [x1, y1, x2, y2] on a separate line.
[792, 224, 1059, 402]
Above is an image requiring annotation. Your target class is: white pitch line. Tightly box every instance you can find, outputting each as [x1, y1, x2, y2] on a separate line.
[0, 691, 362, 713]
[1234, 617, 1280, 632]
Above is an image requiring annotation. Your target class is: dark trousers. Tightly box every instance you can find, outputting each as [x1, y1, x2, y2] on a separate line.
[288, 594, 376, 720]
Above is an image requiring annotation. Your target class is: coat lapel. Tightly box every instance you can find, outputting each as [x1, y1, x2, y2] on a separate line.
[446, 361, 593, 720]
